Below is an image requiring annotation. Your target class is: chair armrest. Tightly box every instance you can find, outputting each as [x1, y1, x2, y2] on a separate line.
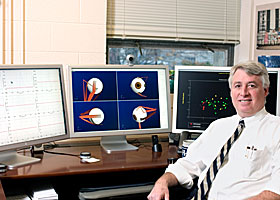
[169, 178, 198, 200]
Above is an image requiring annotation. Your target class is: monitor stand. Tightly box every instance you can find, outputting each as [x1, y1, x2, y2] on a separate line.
[100, 136, 138, 154]
[0, 150, 41, 170]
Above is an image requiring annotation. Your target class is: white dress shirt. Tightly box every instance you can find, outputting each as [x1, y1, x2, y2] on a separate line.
[166, 108, 280, 200]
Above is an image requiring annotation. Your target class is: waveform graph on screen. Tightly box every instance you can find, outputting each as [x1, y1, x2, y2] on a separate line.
[0, 69, 66, 145]
[0, 72, 9, 145]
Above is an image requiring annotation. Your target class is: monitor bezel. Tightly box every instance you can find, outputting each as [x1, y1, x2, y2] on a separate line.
[172, 65, 280, 134]
[68, 64, 172, 138]
[0, 64, 70, 152]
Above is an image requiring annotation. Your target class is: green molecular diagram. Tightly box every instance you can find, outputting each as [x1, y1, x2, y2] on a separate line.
[200, 95, 229, 115]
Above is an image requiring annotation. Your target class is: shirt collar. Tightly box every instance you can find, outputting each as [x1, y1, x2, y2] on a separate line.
[237, 107, 268, 125]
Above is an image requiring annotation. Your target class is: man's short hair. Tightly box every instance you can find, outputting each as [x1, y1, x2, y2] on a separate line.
[228, 61, 270, 89]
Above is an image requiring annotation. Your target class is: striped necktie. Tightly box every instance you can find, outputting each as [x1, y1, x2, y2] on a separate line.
[192, 120, 245, 200]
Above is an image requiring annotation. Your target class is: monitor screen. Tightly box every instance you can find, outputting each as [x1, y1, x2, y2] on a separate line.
[172, 66, 280, 134]
[69, 65, 171, 153]
[0, 64, 69, 169]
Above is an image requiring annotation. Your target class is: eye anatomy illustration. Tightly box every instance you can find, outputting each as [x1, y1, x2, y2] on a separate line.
[83, 78, 103, 101]
[79, 107, 104, 125]
[72, 70, 162, 133]
[130, 77, 147, 97]
[132, 106, 147, 123]
[132, 106, 157, 129]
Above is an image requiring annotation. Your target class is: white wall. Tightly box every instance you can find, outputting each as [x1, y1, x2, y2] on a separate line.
[1, 0, 107, 65]
[2, 0, 271, 66]
[235, 0, 280, 64]
[234, 0, 254, 64]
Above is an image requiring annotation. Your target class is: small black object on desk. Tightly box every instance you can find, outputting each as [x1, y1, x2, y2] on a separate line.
[167, 157, 178, 164]
[80, 152, 91, 159]
[152, 135, 162, 152]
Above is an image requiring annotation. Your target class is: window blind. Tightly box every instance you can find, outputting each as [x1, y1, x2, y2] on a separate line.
[107, 0, 241, 44]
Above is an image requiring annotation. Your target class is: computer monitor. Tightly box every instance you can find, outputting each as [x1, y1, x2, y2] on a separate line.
[0, 64, 70, 169]
[68, 65, 171, 153]
[172, 66, 280, 134]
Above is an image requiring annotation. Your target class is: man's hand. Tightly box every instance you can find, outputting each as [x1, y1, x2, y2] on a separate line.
[147, 172, 178, 200]
[147, 179, 170, 200]
[246, 190, 280, 200]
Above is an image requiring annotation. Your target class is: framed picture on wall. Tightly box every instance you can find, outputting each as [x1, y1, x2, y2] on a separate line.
[256, 2, 280, 50]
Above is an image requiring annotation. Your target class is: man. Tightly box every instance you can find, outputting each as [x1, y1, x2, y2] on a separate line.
[148, 61, 280, 200]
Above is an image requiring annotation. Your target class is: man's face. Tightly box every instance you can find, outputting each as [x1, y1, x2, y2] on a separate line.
[230, 69, 269, 118]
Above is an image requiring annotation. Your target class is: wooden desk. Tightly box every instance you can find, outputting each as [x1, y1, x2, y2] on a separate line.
[0, 141, 178, 199]
[0, 181, 5, 200]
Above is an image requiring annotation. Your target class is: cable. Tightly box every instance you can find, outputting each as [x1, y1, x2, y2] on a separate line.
[43, 150, 79, 158]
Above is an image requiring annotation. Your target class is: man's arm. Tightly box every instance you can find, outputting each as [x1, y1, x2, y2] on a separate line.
[147, 172, 179, 200]
[246, 190, 280, 200]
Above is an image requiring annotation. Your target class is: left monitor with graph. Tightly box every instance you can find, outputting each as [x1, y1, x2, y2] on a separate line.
[0, 64, 70, 169]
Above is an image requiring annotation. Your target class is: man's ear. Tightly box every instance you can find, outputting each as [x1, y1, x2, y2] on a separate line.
[264, 87, 269, 97]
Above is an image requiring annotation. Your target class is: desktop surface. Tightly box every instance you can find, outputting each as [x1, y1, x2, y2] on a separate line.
[0, 139, 178, 199]
[1, 140, 177, 178]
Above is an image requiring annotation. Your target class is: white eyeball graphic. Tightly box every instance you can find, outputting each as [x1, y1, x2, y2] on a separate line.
[87, 78, 103, 95]
[132, 106, 147, 123]
[131, 77, 145, 94]
[89, 108, 104, 125]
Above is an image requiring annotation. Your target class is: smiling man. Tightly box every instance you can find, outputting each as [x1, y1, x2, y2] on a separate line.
[229, 62, 269, 118]
[148, 61, 280, 200]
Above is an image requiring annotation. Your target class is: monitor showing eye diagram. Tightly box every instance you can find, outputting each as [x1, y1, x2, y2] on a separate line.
[69, 65, 171, 153]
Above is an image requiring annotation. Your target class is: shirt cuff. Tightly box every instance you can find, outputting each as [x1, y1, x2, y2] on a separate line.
[165, 158, 203, 189]
[263, 173, 280, 195]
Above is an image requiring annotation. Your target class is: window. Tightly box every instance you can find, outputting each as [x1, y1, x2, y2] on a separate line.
[107, 39, 234, 92]
[107, 39, 234, 67]
[107, 0, 239, 92]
